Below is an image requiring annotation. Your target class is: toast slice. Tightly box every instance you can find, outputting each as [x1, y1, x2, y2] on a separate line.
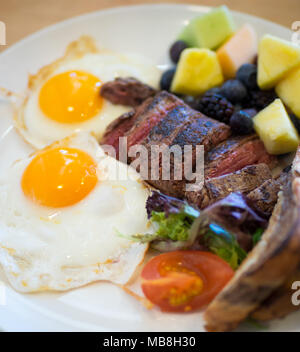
[250, 264, 300, 321]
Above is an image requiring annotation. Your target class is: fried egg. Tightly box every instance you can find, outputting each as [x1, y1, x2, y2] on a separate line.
[14, 36, 160, 149]
[0, 132, 151, 292]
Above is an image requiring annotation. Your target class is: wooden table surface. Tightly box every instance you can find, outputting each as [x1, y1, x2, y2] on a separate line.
[1, 0, 300, 48]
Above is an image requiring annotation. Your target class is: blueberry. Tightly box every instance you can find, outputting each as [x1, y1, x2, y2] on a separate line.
[289, 114, 300, 134]
[230, 110, 254, 135]
[220, 79, 248, 104]
[169, 40, 188, 64]
[236, 63, 258, 90]
[242, 108, 258, 118]
[160, 67, 176, 91]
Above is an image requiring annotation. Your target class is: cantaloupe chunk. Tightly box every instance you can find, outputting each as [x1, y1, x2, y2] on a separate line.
[258, 34, 300, 89]
[171, 48, 224, 96]
[217, 24, 257, 78]
[276, 66, 300, 118]
[253, 99, 299, 155]
[178, 6, 236, 49]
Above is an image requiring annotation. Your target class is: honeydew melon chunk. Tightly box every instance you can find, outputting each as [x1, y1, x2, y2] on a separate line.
[178, 6, 236, 50]
[258, 34, 300, 89]
[276, 66, 300, 118]
[253, 99, 299, 155]
[217, 24, 257, 78]
[178, 21, 196, 47]
[171, 48, 224, 96]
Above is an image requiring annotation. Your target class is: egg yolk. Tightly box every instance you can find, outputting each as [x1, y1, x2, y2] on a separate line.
[21, 147, 98, 208]
[39, 71, 103, 123]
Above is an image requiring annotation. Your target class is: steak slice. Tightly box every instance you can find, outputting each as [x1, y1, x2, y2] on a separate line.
[125, 91, 184, 149]
[101, 97, 154, 156]
[204, 151, 300, 331]
[205, 135, 277, 179]
[101, 110, 136, 155]
[247, 168, 290, 216]
[185, 164, 272, 209]
[205, 164, 272, 203]
[139, 105, 231, 198]
[100, 77, 157, 107]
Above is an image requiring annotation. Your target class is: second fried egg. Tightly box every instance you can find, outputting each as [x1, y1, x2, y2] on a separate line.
[15, 36, 160, 148]
[0, 132, 151, 292]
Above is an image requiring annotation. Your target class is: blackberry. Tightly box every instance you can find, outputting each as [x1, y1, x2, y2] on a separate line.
[244, 89, 277, 111]
[196, 93, 234, 124]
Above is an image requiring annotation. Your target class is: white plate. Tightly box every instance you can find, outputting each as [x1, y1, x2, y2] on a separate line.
[0, 4, 299, 332]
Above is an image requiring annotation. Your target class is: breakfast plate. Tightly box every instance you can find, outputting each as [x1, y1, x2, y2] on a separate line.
[0, 4, 299, 332]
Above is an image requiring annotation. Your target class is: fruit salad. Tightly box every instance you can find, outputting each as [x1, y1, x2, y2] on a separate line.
[160, 5, 300, 155]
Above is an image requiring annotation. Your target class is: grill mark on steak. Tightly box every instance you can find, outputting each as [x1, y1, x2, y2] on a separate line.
[172, 111, 231, 153]
[206, 164, 272, 201]
[125, 91, 183, 149]
[145, 105, 195, 145]
[247, 170, 290, 216]
[185, 164, 272, 209]
[100, 77, 157, 107]
[205, 135, 277, 179]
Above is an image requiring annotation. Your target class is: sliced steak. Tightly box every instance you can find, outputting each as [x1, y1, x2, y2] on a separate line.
[205, 135, 277, 179]
[185, 164, 272, 209]
[247, 169, 290, 216]
[100, 77, 157, 107]
[138, 105, 231, 198]
[204, 151, 300, 331]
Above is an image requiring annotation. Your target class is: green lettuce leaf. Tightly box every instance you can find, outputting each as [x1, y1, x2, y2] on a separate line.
[150, 210, 195, 242]
[202, 224, 247, 270]
[252, 228, 264, 246]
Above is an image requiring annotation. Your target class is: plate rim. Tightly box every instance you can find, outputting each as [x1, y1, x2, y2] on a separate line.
[1, 3, 292, 60]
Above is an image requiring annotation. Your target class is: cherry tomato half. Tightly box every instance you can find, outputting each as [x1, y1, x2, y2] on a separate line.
[141, 251, 234, 313]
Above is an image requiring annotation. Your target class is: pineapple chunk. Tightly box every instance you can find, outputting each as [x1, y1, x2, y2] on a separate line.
[258, 35, 300, 89]
[171, 48, 224, 96]
[276, 66, 300, 118]
[253, 99, 299, 155]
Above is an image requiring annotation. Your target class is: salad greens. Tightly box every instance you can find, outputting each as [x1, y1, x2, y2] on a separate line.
[252, 228, 264, 246]
[127, 191, 267, 269]
[202, 225, 247, 270]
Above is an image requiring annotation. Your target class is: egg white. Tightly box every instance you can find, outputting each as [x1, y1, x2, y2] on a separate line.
[15, 36, 160, 149]
[0, 132, 152, 292]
